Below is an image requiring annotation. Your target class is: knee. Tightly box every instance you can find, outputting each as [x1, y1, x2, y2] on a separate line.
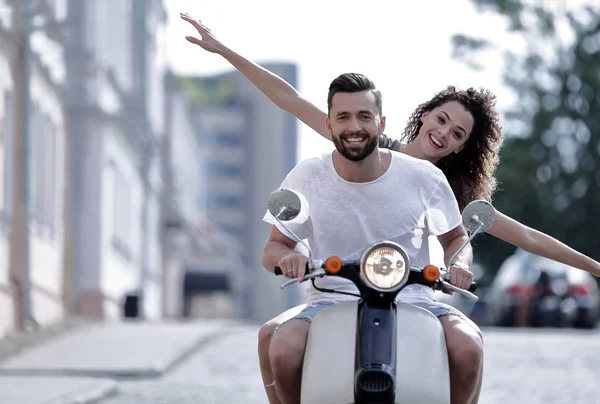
[471, 322, 484, 343]
[446, 329, 483, 376]
[269, 333, 305, 376]
[258, 321, 278, 354]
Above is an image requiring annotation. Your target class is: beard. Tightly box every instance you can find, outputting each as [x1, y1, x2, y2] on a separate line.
[332, 131, 378, 162]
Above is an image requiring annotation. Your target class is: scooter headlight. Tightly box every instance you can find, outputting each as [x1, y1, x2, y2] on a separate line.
[360, 241, 410, 292]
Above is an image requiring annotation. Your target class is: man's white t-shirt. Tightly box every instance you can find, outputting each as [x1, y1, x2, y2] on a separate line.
[263, 149, 461, 307]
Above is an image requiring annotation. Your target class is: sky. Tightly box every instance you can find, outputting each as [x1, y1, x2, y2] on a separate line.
[163, 0, 516, 162]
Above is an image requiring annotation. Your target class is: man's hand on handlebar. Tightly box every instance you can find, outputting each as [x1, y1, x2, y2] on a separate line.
[276, 252, 308, 280]
[444, 262, 474, 294]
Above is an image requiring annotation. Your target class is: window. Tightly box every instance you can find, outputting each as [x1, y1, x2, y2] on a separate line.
[43, 122, 57, 233]
[110, 161, 133, 261]
[206, 162, 242, 178]
[1, 91, 13, 221]
[206, 194, 241, 209]
[94, 0, 132, 89]
[212, 133, 243, 147]
[45, 0, 67, 20]
[0, 92, 9, 217]
[29, 102, 57, 235]
[221, 224, 244, 239]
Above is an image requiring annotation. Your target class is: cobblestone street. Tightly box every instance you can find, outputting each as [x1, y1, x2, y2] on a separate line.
[99, 324, 600, 404]
[99, 324, 264, 404]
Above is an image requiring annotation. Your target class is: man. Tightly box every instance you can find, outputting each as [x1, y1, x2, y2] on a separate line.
[261, 73, 482, 404]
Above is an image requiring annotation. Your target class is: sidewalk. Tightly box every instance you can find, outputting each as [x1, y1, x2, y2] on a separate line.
[0, 319, 233, 404]
[0, 376, 118, 404]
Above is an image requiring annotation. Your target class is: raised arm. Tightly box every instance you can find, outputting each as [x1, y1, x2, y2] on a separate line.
[487, 210, 600, 277]
[180, 12, 330, 140]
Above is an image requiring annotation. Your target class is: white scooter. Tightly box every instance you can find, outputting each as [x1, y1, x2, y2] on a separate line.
[267, 188, 495, 404]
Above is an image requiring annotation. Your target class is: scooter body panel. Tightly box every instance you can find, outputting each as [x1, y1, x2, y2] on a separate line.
[300, 301, 450, 404]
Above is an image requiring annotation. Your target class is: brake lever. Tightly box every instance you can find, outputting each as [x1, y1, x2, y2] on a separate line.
[281, 268, 327, 289]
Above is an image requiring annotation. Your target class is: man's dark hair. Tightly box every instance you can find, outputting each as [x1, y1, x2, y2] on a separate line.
[327, 73, 383, 116]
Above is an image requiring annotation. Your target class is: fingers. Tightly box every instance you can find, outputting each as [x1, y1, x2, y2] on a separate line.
[185, 36, 202, 46]
[278, 255, 296, 278]
[278, 254, 307, 280]
[180, 12, 208, 33]
[297, 259, 307, 280]
[450, 266, 474, 290]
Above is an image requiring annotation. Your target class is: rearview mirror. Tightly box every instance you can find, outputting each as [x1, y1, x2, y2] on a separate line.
[268, 188, 302, 222]
[462, 200, 495, 234]
[266, 188, 312, 258]
[447, 200, 496, 270]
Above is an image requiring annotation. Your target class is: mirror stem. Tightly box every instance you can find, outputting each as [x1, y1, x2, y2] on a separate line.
[274, 218, 313, 260]
[447, 219, 484, 271]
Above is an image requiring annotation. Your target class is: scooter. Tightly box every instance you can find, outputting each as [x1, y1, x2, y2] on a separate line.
[267, 188, 495, 404]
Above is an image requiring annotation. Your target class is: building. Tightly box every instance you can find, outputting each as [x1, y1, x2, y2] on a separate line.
[0, 0, 171, 332]
[163, 73, 245, 320]
[0, 0, 67, 336]
[63, 0, 166, 320]
[0, 0, 260, 335]
[181, 63, 304, 323]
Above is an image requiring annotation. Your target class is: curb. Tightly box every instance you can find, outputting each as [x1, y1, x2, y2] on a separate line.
[48, 379, 119, 404]
[147, 322, 235, 377]
[0, 321, 237, 379]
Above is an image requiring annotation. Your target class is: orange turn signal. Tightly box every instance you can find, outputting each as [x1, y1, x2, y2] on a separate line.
[423, 265, 440, 282]
[325, 256, 343, 274]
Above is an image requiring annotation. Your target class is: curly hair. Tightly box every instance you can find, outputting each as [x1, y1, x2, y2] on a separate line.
[401, 86, 504, 211]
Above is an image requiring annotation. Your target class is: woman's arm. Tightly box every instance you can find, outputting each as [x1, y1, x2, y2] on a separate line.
[180, 12, 330, 140]
[487, 209, 600, 276]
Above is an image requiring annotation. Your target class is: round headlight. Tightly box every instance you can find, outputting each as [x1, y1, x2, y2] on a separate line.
[360, 241, 410, 292]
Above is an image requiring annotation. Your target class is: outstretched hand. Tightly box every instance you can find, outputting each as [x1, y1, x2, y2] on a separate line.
[180, 12, 223, 53]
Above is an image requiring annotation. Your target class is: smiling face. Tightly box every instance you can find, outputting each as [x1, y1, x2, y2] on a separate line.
[415, 101, 475, 161]
[327, 90, 386, 162]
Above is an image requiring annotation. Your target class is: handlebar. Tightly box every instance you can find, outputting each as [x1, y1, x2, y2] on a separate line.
[274, 262, 310, 276]
[273, 259, 478, 300]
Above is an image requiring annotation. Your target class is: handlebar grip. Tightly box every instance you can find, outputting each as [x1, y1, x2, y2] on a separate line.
[274, 262, 311, 276]
[468, 282, 477, 293]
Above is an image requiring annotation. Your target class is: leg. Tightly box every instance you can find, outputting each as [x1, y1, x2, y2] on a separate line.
[267, 302, 331, 404]
[439, 315, 484, 404]
[411, 301, 484, 404]
[469, 366, 484, 404]
[269, 319, 311, 404]
[258, 304, 306, 404]
[259, 321, 282, 404]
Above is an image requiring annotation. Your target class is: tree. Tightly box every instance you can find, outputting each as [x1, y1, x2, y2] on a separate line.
[451, 0, 600, 278]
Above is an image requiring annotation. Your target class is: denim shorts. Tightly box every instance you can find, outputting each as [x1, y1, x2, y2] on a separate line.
[274, 299, 479, 334]
[272, 301, 333, 334]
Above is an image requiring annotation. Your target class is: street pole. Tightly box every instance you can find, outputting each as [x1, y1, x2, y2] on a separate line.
[9, 0, 34, 330]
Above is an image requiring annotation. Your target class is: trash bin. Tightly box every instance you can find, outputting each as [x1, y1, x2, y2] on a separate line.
[123, 293, 140, 318]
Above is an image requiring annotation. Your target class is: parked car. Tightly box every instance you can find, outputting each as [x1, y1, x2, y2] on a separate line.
[486, 249, 599, 328]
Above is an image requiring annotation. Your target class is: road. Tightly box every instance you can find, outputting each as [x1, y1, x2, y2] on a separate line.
[100, 324, 600, 404]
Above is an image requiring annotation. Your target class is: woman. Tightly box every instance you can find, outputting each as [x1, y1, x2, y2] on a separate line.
[180, 12, 600, 404]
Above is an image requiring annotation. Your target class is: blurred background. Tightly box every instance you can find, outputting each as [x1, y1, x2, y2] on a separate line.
[0, 0, 599, 341]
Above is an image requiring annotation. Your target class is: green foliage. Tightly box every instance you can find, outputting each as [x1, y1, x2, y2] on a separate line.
[173, 75, 236, 106]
